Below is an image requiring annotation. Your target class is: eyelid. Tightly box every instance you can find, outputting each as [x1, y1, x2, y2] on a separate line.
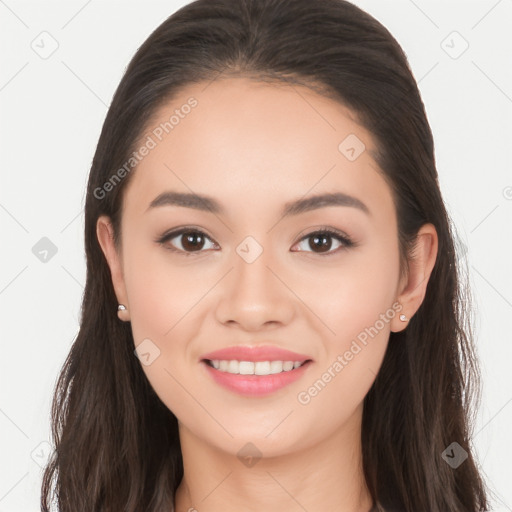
[155, 226, 219, 256]
[291, 226, 355, 255]
[155, 225, 355, 256]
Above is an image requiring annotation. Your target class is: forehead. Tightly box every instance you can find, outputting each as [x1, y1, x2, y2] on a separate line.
[123, 76, 392, 220]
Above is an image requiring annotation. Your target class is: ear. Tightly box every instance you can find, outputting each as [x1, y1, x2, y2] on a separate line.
[96, 215, 130, 321]
[391, 223, 438, 332]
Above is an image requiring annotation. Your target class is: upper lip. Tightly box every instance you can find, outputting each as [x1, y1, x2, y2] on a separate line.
[200, 345, 313, 363]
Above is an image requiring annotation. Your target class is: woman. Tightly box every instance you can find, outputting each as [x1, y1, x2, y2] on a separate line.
[41, 0, 490, 510]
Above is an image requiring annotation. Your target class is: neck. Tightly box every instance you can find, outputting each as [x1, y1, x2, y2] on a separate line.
[174, 411, 373, 512]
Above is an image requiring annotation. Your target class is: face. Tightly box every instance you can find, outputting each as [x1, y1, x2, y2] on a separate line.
[99, 77, 408, 458]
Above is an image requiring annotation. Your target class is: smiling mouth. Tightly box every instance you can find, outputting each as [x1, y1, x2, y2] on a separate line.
[202, 359, 312, 376]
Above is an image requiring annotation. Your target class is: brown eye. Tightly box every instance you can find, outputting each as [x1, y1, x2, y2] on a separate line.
[180, 232, 206, 251]
[158, 229, 217, 254]
[309, 233, 333, 253]
[293, 229, 353, 255]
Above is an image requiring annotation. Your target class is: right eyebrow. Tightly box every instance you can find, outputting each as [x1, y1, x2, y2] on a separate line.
[146, 191, 223, 214]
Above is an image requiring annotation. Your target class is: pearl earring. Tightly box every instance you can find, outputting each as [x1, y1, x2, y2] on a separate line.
[118, 304, 127, 311]
[399, 314, 408, 322]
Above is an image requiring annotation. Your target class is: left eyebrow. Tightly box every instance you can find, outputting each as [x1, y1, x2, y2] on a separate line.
[281, 192, 370, 217]
[145, 190, 370, 217]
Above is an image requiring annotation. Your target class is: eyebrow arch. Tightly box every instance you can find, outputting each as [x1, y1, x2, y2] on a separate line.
[146, 191, 370, 217]
[281, 192, 370, 217]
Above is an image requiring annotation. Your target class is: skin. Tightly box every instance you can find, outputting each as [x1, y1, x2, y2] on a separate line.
[97, 77, 438, 512]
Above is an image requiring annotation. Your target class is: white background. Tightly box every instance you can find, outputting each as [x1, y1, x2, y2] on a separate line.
[1, 0, 511, 510]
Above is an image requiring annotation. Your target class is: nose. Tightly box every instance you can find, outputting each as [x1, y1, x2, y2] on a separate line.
[214, 238, 295, 331]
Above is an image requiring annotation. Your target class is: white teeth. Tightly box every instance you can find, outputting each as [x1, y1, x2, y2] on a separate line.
[255, 361, 270, 375]
[239, 361, 254, 375]
[209, 360, 305, 376]
[269, 360, 283, 374]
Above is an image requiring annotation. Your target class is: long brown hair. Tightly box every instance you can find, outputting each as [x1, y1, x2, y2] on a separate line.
[41, 0, 489, 510]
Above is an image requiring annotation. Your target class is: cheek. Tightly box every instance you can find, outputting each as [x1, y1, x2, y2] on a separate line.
[121, 245, 202, 419]
[121, 241, 211, 414]
[291, 238, 400, 344]
[291, 240, 399, 415]
[122, 239, 206, 342]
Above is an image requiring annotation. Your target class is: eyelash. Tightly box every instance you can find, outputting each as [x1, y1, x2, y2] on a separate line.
[155, 226, 355, 257]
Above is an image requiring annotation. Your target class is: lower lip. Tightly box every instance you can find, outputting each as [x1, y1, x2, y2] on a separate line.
[201, 360, 312, 396]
